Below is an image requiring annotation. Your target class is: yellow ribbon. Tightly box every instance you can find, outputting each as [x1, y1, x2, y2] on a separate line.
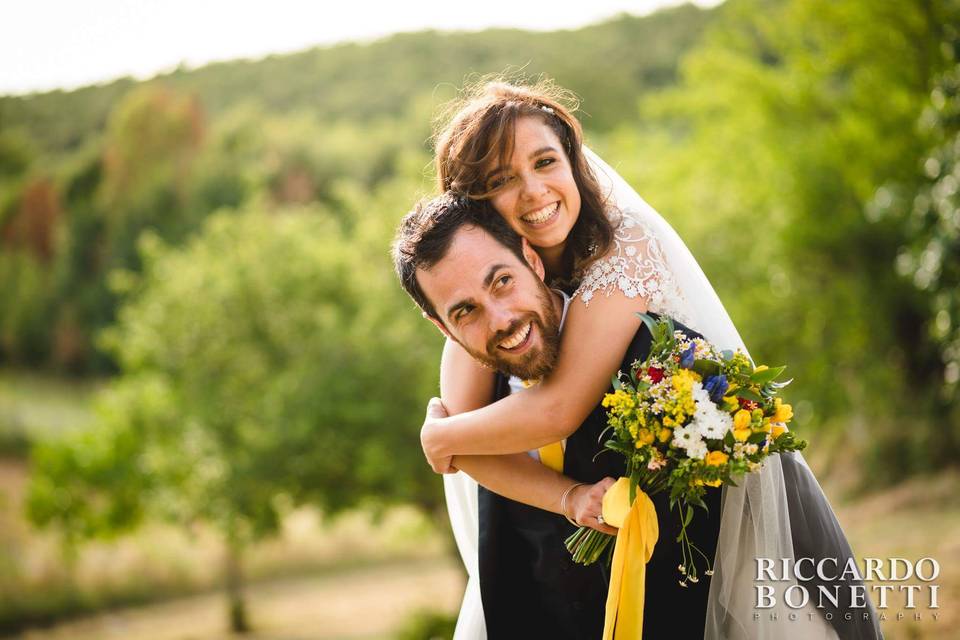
[537, 441, 565, 473]
[601, 477, 659, 640]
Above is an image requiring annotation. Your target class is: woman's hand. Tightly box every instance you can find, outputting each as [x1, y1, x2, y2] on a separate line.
[421, 397, 456, 473]
[568, 477, 619, 535]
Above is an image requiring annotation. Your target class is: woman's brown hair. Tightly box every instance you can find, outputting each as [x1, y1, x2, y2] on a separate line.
[433, 77, 616, 284]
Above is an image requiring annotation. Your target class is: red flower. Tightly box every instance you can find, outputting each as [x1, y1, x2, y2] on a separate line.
[738, 397, 759, 411]
[647, 367, 665, 383]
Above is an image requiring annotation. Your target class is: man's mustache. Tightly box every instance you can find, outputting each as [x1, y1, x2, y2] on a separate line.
[487, 313, 539, 354]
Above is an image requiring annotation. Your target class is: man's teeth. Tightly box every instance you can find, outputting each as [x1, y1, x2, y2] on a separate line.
[521, 202, 558, 224]
[499, 322, 532, 350]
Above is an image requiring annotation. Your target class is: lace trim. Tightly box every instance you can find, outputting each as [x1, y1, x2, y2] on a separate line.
[572, 211, 693, 326]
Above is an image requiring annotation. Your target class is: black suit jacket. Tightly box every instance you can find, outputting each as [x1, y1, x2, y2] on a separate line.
[478, 317, 722, 640]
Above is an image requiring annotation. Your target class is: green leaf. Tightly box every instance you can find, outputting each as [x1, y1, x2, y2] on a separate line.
[737, 388, 764, 402]
[692, 359, 721, 378]
[750, 366, 786, 386]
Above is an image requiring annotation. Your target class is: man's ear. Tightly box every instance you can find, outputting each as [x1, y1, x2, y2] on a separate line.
[521, 238, 546, 281]
[424, 311, 453, 340]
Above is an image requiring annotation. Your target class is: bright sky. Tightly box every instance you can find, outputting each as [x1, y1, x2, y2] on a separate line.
[2, 0, 723, 96]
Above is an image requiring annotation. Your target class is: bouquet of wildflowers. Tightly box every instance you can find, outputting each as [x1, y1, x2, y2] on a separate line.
[565, 314, 807, 584]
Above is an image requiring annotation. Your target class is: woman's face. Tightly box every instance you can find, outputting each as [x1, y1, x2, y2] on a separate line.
[485, 116, 581, 253]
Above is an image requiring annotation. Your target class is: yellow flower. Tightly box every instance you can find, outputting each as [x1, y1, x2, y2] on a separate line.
[705, 450, 729, 466]
[733, 428, 751, 442]
[695, 478, 723, 487]
[734, 410, 752, 431]
[658, 428, 672, 443]
[771, 424, 788, 439]
[637, 428, 655, 446]
[773, 398, 793, 423]
[602, 390, 636, 413]
[759, 418, 772, 433]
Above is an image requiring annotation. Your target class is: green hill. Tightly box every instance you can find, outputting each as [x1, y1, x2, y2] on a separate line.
[0, 5, 715, 155]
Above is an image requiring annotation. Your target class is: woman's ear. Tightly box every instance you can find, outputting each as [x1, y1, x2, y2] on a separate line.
[521, 238, 546, 281]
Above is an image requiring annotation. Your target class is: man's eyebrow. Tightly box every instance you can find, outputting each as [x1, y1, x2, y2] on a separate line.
[483, 263, 510, 288]
[444, 263, 510, 321]
[445, 298, 474, 322]
[482, 146, 558, 182]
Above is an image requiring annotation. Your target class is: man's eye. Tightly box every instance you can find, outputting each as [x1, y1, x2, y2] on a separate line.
[495, 275, 512, 289]
[456, 306, 473, 320]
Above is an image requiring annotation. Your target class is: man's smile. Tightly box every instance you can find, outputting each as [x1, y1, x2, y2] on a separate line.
[497, 321, 533, 352]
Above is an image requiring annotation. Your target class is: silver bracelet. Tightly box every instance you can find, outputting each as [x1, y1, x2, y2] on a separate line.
[559, 482, 587, 526]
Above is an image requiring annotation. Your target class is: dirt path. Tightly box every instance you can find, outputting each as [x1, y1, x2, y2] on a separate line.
[13, 558, 465, 640]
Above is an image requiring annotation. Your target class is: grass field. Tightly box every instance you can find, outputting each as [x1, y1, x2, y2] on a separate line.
[1, 371, 956, 639]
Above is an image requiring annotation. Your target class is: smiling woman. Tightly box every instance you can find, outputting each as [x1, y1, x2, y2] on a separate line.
[435, 81, 615, 287]
[485, 116, 582, 272]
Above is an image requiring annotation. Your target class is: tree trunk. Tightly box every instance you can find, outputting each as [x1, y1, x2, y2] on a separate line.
[225, 536, 250, 633]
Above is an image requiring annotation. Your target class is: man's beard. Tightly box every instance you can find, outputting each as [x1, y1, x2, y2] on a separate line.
[467, 279, 561, 380]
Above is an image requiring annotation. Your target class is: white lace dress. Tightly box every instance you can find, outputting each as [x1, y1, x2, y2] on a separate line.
[572, 210, 693, 327]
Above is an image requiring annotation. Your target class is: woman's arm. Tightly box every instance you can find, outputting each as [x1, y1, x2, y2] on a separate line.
[437, 336, 617, 532]
[423, 289, 649, 460]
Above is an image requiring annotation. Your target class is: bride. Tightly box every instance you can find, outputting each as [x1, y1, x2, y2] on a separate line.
[419, 79, 881, 640]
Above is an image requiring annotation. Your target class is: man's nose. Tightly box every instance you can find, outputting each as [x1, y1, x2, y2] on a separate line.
[488, 304, 515, 335]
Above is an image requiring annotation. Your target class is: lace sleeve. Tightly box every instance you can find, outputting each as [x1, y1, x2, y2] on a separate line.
[572, 211, 693, 325]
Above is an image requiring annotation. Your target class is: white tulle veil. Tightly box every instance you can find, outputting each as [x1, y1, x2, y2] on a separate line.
[443, 148, 880, 640]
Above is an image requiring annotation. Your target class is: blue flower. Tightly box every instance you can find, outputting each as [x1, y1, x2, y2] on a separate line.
[704, 374, 729, 403]
[680, 343, 696, 369]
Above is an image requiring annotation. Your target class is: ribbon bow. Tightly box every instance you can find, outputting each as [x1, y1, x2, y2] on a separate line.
[601, 477, 659, 640]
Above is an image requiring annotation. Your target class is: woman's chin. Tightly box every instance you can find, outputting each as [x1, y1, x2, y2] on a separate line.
[529, 228, 572, 255]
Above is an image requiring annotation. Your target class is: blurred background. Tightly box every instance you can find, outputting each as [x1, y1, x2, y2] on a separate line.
[1, 0, 958, 638]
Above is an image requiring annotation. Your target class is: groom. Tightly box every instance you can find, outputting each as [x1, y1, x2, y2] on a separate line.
[393, 193, 722, 639]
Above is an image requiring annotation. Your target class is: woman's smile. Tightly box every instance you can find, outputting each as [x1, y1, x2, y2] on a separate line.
[519, 201, 561, 227]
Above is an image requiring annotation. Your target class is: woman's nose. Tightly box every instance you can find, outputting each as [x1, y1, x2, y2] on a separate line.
[519, 172, 548, 201]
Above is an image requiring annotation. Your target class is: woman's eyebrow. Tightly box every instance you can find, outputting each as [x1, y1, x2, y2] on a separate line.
[483, 146, 558, 181]
[528, 145, 557, 159]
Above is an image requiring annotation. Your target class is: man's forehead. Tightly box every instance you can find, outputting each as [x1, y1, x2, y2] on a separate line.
[418, 226, 520, 306]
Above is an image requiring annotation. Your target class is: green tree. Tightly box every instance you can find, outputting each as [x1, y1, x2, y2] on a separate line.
[596, 0, 959, 480]
[870, 25, 960, 464]
[27, 195, 441, 631]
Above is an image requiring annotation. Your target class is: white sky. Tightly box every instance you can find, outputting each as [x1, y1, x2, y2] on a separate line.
[1, 0, 723, 96]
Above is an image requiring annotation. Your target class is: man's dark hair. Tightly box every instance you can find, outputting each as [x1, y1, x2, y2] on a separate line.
[392, 192, 525, 321]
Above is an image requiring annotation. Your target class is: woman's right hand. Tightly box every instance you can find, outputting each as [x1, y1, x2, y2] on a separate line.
[568, 477, 619, 535]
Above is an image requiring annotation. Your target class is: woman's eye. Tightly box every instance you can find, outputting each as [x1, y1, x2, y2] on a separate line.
[487, 174, 512, 190]
[535, 157, 555, 169]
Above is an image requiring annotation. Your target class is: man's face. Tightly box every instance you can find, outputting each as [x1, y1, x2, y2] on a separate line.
[417, 226, 562, 380]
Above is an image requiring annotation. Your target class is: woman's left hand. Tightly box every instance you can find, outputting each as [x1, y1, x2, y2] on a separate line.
[421, 397, 457, 474]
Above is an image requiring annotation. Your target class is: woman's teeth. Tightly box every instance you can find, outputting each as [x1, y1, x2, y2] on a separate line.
[499, 322, 532, 350]
[521, 202, 559, 224]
